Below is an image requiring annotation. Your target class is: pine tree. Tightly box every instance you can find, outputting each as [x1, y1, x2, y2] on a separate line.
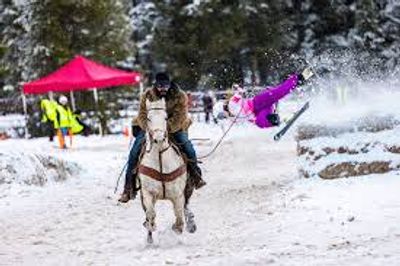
[298, 0, 355, 56]
[28, 0, 133, 78]
[241, 0, 292, 84]
[151, 1, 248, 89]
[0, 0, 27, 94]
[352, 0, 382, 51]
[379, 1, 400, 70]
[130, 0, 160, 77]
[0, 0, 137, 134]
[150, 1, 299, 89]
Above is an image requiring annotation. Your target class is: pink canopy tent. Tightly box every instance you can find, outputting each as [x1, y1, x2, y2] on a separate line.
[23, 55, 141, 94]
[21, 55, 142, 136]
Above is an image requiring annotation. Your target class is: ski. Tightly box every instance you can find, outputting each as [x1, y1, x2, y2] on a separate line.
[273, 101, 310, 141]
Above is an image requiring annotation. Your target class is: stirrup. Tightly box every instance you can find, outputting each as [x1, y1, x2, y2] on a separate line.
[194, 179, 207, 190]
[118, 188, 136, 203]
[118, 192, 131, 203]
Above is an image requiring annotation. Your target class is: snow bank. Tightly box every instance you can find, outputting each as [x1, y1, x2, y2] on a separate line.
[297, 93, 400, 179]
[296, 76, 400, 179]
[0, 150, 81, 187]
[297, 122, 400, 179]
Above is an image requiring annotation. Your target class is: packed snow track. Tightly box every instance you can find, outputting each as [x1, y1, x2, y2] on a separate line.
[0, 124, 399, 265]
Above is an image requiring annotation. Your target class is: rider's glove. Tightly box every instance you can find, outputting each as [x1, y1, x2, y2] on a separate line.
[131, 125, 142, 137]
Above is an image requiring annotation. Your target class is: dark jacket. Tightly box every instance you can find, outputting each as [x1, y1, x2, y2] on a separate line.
[202, 95, 214, 112]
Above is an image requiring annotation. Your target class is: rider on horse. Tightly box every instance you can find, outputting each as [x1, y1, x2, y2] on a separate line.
[119, 72, 207, 203]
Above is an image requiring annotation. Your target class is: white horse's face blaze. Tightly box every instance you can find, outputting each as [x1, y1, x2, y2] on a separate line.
[146, 99, 168, 144]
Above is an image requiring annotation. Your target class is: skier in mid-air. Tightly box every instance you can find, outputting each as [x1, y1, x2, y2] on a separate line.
[228, 67, 314, 129]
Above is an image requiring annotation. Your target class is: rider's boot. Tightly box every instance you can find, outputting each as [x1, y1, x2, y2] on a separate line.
[188, 162, 206, 189]
[118, 173, 138, 203]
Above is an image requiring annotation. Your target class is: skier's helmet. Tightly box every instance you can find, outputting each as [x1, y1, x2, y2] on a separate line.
[58, 95, 68, 105]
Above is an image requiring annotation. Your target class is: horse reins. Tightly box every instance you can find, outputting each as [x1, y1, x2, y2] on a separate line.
[196, 105, 246, 160]
[158, 145, 166, 198]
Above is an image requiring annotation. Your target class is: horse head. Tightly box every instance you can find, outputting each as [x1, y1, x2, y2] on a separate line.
[146, 98, 168, 145]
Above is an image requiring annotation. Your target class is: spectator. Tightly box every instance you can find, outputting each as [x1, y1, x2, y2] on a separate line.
[55, 95, 73, 149]
[40, 98, 58, 141]
[202, 90, 216, 124]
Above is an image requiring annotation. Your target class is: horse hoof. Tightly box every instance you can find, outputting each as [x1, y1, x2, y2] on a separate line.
[186, 223, 197, 233]
[172, 224, 183, 234]
[143, 221, 156, 232]
[147, 232, 154, 244]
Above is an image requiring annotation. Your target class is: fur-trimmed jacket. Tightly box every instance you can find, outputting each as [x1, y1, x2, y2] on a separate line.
[133, 83, 191, 133]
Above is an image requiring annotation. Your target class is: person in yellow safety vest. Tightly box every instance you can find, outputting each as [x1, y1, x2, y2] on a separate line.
[70, 112, 84, 135]
[55, 95, 73, 149]
[40, 98, 58, 142]
[70, 110, 91, 136]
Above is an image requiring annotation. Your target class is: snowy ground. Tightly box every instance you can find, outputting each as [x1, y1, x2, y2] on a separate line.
[1, 122, 400, 265]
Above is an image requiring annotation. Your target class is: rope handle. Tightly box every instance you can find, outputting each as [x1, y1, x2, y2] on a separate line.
[197, 105, 244, 160]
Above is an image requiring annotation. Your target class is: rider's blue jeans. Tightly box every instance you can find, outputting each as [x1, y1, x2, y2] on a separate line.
[124, 130, 197, 189]
[171, 131, 197, 161]
[124, 130, 145, 188]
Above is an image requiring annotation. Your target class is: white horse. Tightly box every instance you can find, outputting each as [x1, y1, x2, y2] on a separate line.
[138, 98, 196, 244]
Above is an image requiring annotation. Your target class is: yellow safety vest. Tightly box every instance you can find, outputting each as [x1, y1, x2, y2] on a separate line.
[40, 99, 57, 122]
[55, 104, 72, 129]
[70, 114, 84, 134]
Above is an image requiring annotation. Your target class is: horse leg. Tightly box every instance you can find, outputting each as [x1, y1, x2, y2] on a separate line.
[141, 190, 157, 234]
[171, 196, 184, 234]
[184, 181, 197, 233]
[140, 191, 154, 244]
[184, 207, 197, 233]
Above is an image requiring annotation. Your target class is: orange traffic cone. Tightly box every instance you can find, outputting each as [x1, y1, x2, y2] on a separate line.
[123, 126, 130, 138]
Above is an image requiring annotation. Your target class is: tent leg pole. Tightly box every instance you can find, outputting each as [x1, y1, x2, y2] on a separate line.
[21, 93, 29, 139]
[93, 88, 103, 136]
[70, 90, 76, 111]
